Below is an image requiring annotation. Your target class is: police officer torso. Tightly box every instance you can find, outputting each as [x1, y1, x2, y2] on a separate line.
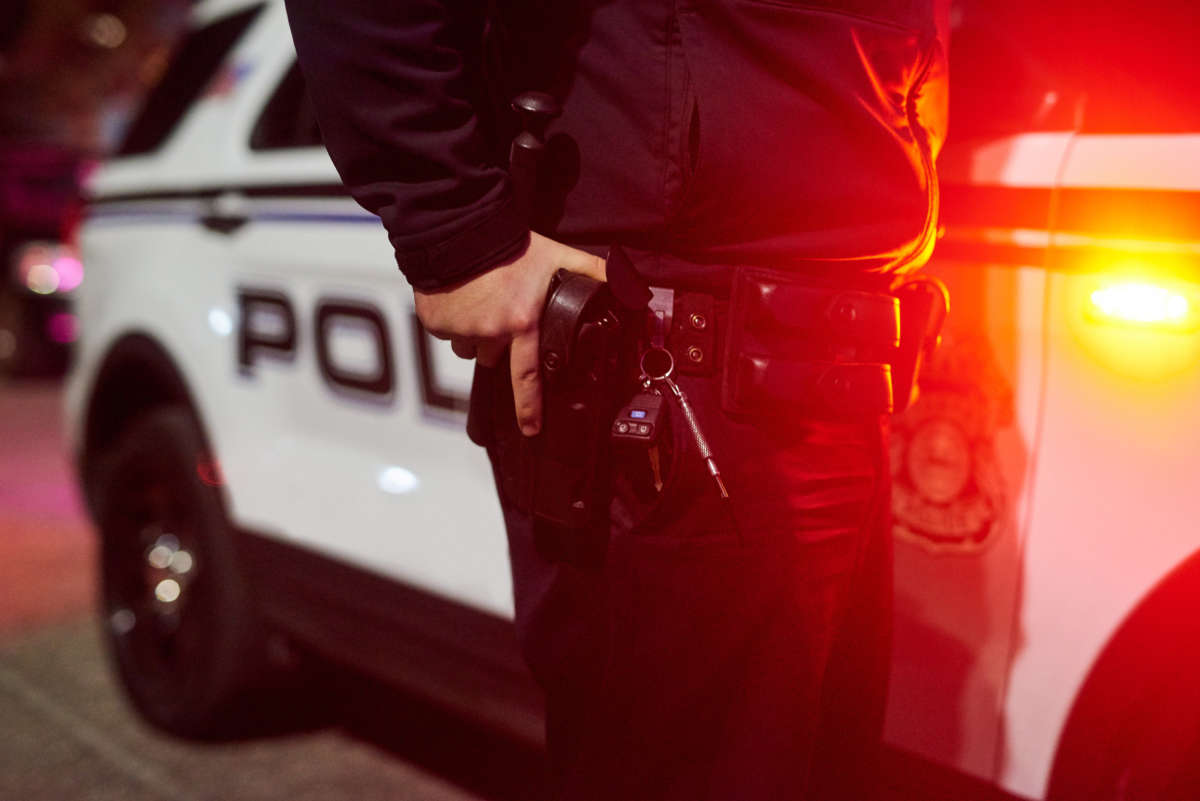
[490, 0, 945, 289]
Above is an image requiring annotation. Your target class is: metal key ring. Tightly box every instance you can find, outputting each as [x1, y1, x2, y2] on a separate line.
[640, 346, 675, 382]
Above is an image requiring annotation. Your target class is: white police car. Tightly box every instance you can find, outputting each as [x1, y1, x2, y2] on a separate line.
[66, 0, 1200, 798]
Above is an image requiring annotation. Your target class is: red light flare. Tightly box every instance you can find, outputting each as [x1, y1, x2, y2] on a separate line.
[195, 457, 224, 487]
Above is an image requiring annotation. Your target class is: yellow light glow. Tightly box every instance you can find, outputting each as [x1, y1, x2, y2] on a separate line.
[1069, 273, 1200, 383]
[1089, 282, 1192, 328]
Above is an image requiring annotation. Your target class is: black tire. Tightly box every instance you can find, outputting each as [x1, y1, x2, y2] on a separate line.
[93, 407, 265, 738]
[1109, 713, 1200, 800]
[1047, 550, 1200, 801]
[1050, 698, 1200, 801]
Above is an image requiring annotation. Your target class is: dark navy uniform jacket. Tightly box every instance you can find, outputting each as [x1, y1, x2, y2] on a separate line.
[285, 0, 949, 293]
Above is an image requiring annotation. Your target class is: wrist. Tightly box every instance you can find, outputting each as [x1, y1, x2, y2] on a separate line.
[396, 199, 529, 292]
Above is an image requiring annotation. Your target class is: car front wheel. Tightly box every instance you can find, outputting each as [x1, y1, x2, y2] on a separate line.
[94, 407, 264, 738]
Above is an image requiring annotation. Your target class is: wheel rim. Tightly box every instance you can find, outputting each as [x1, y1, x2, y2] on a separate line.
[102, 470, 209, 713]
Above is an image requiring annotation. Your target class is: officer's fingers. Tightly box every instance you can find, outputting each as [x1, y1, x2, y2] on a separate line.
[557, 245, 607, 283]
[451, 340, 476, 360]
[476, 340, 506, 368]
[509, 330, 542, 437]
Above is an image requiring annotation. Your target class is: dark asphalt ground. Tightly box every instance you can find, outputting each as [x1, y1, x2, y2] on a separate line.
[0, 379, 547, 801]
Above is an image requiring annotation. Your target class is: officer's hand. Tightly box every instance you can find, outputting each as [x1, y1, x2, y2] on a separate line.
[414, 232, 606, 437]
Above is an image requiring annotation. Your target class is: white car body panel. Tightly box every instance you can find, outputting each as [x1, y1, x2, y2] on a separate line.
[997, 142, 1200, 798]
[1060, 135, 1200, 191]
[218, 214, 512, 614]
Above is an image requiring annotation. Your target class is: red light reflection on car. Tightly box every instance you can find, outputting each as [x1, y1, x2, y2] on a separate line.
[196, 458, 224, 487]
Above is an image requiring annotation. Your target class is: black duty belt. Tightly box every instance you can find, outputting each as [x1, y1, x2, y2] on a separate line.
[652, 265, 946, 421]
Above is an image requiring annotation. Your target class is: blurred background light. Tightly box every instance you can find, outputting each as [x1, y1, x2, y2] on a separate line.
[154, 578, 181, 604]
[52, 252, 84, 291]
[110, 609, 136, 635]
[84, 13, 127, 50]
[25, 261, 59, 294]
[16, 243, 84, 295]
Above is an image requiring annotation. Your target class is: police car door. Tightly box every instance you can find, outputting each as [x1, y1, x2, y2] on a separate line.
[996, 3, 1200, 798]
[883, 0, 1073, 789]
[213, 4, 513, 619]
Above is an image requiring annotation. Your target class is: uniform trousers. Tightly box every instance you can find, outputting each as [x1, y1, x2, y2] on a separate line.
[479, 348, 894, 801]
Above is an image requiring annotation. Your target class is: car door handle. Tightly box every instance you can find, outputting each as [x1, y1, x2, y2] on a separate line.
[200, 213, 248, 234]
[201, 191, 248, 235]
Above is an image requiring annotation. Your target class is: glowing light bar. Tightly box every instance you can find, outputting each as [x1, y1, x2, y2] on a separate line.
[1089, 282, 1193, 328]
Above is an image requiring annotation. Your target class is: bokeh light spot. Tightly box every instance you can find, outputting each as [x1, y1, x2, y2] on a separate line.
[25, 263, 60, 294]
[155, 579, 181, 604]
[110, 609, 136, 635]
[52, 255, 84, 292]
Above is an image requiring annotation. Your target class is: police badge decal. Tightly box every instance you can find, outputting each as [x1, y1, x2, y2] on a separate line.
[890, 334, 1013, 554]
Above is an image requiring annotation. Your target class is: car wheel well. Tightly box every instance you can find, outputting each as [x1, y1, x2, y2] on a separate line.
[81, 333, 206, 510]
[1047, 547, 1200, 800]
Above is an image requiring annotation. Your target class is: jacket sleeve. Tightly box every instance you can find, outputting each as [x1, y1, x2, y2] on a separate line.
[283, 0, 527, 291]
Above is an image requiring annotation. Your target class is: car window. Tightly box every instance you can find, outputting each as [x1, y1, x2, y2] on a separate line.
[250, 61, 323, 151]
[945, 0, 1077, 140]
[117, 5, 264, 157]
